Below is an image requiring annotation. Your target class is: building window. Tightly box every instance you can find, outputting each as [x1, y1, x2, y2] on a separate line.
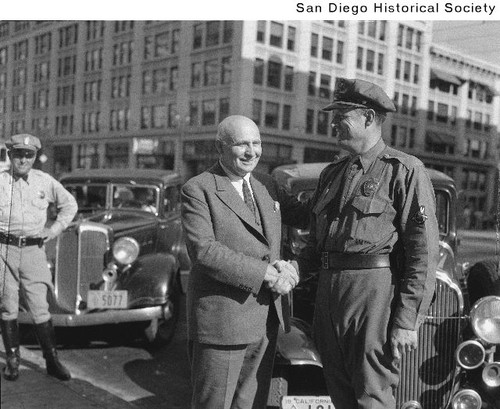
[397, 24, 404, 47]
[82, 112, 100, 133]
[167, 103, 177, 128]
[110, 108, 130, 131]
[13, 67, 26, 87]
[78, 143, 99, 169]
[112, 75, 131, 98]
[12, 94, 26, 112]
[437, 103, 448, 123]
[308, 71, 316, 96]
[206, 21, 220, 47]
[204, 59, 219, 86]
[411, 96, 417, 116]
[395, 58, 401, 79]
[219, 97, 230, 121]
[155, 32, 170, 58]
[223, 21, 233, 44]
[379, 21, 386, 41]
[170, 66, 178, 90]
[114, 21, 134, 33]
[59, 23, 78, 48]
[252, 99, 262, 124]
[336, 40, 344, 64]
[83, 80, 102, 102]
[306, 109, 314, 133]
[356, 47, 363, 69]
[377, 53, 384, 75]
[358, 21, 365, 35]
[310, 33, 318, 57]
[193, 24, 203, 49]
[366, 49, 375, 72]
[401, 94, 409, 115]
[287, 26, 296, 51]
[57, 85, 75, 106]
[322, 36, 333, 61]
[113, 41, 133, 66]
[267, 60, 282, 88]
[202, 100, 216, 125]
[367, 21, 376, 37]
[189, 101, 199, 126]
[85, 48, 103, 71]
[450, 106, 457, 126]
[0, 47, 7, 66]
[55, 115, 73, 135]
[35, 32, 52, 55]
[284, 66, 294, 91]
[221, 56, 232, 85]
[86, 21, 105, 41]
[264, 102, 279, 128]
[105, 143, 129, 168]
[403, 61, 411, 82]
[319, 74, 331, 99]
[270, 22, 283, 47]
[257, 20, 266, 43]
[413, 64, 419, 84]
[405, 27, 413, 49]
[191, 62, 202, 88]
[317, 111, 329, 135]
[282, 105, 291, 130]
[415, 31, 422, 52]
[171, 28, 180, 53]
[254, 58, 264, 85]
[14, 40, 28, 61]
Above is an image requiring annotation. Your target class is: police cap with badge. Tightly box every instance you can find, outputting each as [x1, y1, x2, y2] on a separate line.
[6, 134, 42, 152]
[322, 77, 396, 113]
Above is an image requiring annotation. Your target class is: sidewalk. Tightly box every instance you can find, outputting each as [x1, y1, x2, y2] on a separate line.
[1, 341, 139, 409]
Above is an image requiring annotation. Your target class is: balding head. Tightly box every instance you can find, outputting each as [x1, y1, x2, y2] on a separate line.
[215, 115, 262, 177]
[217, 115, 260, 145]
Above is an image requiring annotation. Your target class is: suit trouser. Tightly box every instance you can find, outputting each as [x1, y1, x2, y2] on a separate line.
[314, 267, 400, 409]
[0, 244, 52, 323]
[189, 324, 279, 409]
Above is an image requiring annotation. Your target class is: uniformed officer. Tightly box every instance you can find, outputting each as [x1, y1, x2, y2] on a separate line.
[0, 134, 78, 381]
[298, 78, 439, 409]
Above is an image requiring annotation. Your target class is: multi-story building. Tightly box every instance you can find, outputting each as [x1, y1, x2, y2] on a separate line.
[0, 20, 499, 216]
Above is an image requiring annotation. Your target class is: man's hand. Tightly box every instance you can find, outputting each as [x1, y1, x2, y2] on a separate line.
[273, 260, 299, 287]
[38, 222, 64, 243]
[390, 327, 418, 361]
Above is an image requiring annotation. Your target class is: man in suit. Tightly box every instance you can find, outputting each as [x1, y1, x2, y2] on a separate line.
[181, 115, 304, 409]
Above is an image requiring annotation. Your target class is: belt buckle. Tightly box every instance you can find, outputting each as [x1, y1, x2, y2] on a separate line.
[321, 252, 329, 269]
[18, 236, 26, 247]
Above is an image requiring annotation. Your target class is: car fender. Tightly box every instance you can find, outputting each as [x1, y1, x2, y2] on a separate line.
[276, 318, 323, 367]
[118, 253, 179, 307]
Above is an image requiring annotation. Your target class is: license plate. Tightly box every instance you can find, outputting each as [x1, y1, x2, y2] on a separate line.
[281, 396, 334, 409]
[87, 290, 128, 309]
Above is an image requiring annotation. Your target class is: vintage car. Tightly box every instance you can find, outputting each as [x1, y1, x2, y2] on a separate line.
[268, 162, 500, 409]
[17, 169, 191, 347]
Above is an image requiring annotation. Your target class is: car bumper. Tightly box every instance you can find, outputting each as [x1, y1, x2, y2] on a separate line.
[18, 306, 163, 327]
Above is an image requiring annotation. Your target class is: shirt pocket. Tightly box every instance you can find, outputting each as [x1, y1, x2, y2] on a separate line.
[32, 197, 49, 210]
[350, 196, 391, 243]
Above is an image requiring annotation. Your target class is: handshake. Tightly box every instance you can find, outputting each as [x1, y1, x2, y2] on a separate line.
[264, 260, 299, 295]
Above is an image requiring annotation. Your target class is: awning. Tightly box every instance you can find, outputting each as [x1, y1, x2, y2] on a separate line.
[426, 131, 455, 145]
[430, 69, 462, 86]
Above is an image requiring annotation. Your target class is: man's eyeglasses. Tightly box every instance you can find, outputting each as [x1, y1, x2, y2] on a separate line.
[11, 150, 36, 159]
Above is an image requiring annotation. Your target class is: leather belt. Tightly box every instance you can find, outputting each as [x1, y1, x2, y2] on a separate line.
[321, 252, 391, 270]
[0, 232, 44, 248]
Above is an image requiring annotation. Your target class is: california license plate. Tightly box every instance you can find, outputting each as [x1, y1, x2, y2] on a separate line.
[281, 396, 334, 409]
[87, 290, 128, 309]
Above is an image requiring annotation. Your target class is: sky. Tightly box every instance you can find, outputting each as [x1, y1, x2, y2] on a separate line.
[432, 21, 500, 67]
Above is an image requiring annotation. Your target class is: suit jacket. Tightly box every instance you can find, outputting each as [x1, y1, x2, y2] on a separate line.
[181, 162, 290, 345]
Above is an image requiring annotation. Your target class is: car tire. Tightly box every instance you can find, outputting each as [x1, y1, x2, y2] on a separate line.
[467, 258, 500, 306]
[144, 273, 181, 348]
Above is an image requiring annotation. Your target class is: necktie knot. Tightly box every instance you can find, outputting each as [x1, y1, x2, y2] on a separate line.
[242, 179, 255, 214]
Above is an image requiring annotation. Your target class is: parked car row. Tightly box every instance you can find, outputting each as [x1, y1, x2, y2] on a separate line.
[17, 165, 499, 408]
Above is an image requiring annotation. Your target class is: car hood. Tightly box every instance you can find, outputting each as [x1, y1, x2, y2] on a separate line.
[79, 209, 157, 234]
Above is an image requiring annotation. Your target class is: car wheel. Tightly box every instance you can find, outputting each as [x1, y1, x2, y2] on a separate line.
[144, 273, 181, 348]
[467, 258, 500, 306]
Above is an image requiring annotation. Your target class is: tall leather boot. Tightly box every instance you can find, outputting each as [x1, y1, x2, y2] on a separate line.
[0, 319, 20, 381]
[33, 320, 71, 381]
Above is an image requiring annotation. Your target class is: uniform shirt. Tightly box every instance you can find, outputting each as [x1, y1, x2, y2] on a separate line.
[299, 138, 439, 331]
[0, 169, 78, 236]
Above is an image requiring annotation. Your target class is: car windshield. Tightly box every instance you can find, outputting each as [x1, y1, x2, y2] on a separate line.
[66, 184, 107, 211]
[112, 185, 159, 213]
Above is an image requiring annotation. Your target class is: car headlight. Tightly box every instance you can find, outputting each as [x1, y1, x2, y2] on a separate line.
[112, 237, 139, 265]
[451, 389, 482, 409]
[455, 340, 486, 369]
[482, 362, 500, 387]
[470, 296, 500, 344]
[401, 401, 422, 409]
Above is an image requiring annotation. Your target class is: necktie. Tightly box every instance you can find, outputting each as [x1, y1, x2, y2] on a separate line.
[242, 179, 257, 218]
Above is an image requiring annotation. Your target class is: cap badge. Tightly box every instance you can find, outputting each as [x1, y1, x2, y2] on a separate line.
[411, 205, 428, 225]
[361, 179, 378, 197]
[24, 136, 30, 145]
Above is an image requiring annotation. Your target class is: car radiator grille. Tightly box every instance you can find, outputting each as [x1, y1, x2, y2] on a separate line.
[53, 223, 110, 312]
[395, 273, 464, 409]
